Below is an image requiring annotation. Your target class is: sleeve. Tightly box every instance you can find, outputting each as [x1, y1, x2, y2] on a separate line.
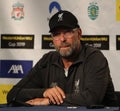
[7, 53, 50, 104]
[62, 51, 112, 106]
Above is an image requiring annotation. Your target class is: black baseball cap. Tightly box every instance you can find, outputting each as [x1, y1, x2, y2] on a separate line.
[49, 10, 80, 32]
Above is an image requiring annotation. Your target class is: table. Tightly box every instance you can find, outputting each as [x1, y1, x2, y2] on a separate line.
[0, 105, 120, 111]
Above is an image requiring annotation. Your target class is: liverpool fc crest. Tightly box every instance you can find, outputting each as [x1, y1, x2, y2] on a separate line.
[11, 2, 24, 20]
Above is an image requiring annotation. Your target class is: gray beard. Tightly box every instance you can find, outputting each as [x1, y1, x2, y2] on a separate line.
[59, 47, 73, 57]
[55, 40, 79, 58]
[57, 47, 79, 60]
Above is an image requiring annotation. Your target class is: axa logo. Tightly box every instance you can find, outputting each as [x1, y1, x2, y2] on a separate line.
[0, 60, 33, 78]
[8, 65, 24, 74]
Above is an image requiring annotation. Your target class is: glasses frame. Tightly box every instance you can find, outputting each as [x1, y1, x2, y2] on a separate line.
[51, 28, 78, 41]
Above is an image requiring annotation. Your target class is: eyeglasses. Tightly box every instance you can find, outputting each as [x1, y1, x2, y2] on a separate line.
[51, 28, 78, 41]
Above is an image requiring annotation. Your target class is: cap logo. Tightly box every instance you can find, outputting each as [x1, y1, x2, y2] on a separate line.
[58, 13, 63, 22]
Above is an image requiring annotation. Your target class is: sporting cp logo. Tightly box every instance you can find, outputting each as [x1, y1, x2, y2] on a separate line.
[11, 2, 24, 20]
[88, 2, 99, 20]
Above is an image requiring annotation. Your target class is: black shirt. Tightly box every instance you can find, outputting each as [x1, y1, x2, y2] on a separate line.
[7, 45, 117, 106]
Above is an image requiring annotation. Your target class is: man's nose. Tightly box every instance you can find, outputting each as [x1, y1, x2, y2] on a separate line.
[59, 33, 66, 41]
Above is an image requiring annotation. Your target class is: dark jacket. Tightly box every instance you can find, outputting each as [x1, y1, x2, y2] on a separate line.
[7, 45, 117, 106]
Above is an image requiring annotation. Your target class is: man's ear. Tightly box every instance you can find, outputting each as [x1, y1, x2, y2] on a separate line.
[77, 28, 82, 39]
[78, 28, 82, 35]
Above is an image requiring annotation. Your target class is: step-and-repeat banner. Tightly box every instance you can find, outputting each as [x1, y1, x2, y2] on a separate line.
[0, 0, 120, 104]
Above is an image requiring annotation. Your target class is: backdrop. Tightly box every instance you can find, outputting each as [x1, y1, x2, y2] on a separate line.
[0, 0, 120, 104]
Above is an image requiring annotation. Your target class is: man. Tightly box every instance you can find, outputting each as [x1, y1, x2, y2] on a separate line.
[7, 10, 117, 106]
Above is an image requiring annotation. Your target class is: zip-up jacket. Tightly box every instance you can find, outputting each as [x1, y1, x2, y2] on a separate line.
[7, 45, 117, 106]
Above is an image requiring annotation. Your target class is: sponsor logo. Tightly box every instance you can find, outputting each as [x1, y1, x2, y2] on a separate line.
[116, 0, 120, 21]
[116, 35, 120, 50]
[81, 35, 109, 50]
[1, 34, 34, 49]
[41, 35, 109, 50]
[0, 84, 13, 104]
[47, 1, 61, 21]
[8, 65, 24, 74]
[11, 2, 24, 20]
[88, 2, 99, 20]
[42, 35, 54, 49]
[0, 60, 33, 78]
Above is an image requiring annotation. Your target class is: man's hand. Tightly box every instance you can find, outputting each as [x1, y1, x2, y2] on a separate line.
[25, 98, 50, 106]
[43, 86, 65, 105]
